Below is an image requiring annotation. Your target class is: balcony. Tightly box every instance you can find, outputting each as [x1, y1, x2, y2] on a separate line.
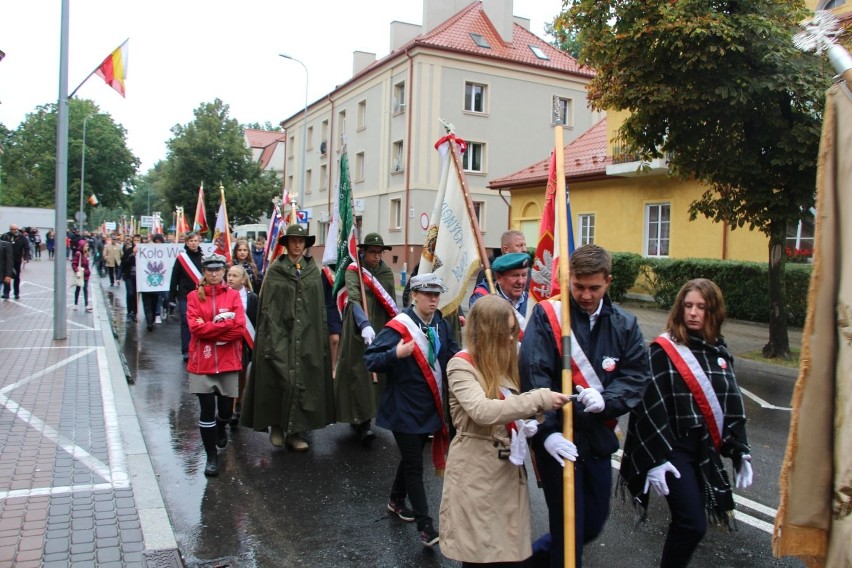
[606, 135, 672, 177]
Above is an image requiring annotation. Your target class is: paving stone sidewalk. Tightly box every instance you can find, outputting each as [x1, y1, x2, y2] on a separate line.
[0, 259, 176, 567]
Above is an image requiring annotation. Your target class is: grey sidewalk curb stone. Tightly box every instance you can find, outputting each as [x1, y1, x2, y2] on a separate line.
[95, 283, 178, 551]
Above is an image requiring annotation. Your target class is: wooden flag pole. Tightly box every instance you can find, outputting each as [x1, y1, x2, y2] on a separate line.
[554, 119, 576, 568]
[445, 128, 496, 294]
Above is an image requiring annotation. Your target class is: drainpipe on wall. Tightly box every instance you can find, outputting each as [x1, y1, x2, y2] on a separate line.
[498, 189, 512, 228]
[404, 48, 414, 271]
[721, 220, 729, 260]
[279, 121, 288, 201]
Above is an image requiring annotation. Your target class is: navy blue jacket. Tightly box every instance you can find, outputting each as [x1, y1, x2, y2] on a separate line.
[520, 296, 649, 458]
[364, 306, 460, 434]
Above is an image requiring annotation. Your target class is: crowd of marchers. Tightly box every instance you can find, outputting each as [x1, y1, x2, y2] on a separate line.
[16, 220, 755, 568]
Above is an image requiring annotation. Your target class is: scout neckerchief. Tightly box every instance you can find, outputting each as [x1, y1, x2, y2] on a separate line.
[652, 332, 725, 450]
[177, 250, 202, 286]
[454, 351, 519, 438]
[346, 262, 399, 318]
[387, 313, 447, 475]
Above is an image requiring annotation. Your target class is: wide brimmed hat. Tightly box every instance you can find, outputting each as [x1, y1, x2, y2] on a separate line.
[410, 273, 447, 294]
[358, 232, 392, 251]
[492, 252, 530, 274]
[278, 224, 315, 248]
[201, 253, 228, 270]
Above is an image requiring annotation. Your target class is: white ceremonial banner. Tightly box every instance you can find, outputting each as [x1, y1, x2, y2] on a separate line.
[135, 244, 216, 293]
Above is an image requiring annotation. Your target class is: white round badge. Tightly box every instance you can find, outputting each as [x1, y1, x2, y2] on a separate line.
[717, 357, 728, 369]
[602, 357, 616, 372]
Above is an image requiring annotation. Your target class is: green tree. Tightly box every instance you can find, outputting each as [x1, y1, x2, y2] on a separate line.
[162, 99, 280, 229]
[0, 98, 138, 222]
[566, 0, 833, 358]
[545, 18, 581, 59]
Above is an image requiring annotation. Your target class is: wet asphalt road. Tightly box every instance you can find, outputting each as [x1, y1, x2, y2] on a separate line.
[98, 276, 803, 567]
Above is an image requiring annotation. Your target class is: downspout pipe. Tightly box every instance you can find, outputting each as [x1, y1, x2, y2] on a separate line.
[404, 48, 415, 271]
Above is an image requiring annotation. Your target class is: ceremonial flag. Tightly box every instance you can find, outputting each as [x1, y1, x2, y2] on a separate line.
[331, 152, 356, 312]
[773, 83, 852, 567]
[213, 186, 232, 262]
[418, 134, 480, 313]
[266, 216, 287, 264]
[87, 194, 99, 206]
[95, 39, 129, 98]
[176, 208, 190, 237]
[263, 203, 283, 265]
[192, 183, 209, 234]
[322, 178, 341, 266]
[530, 151, 575, 302]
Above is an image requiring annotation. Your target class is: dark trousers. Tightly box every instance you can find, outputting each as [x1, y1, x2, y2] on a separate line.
[141, 292, 159, 327]
[107, 266, 117, 285]
[2, 262, 21, 298]
[462, 562, 530, 568]
[536, 450, 612, 568]
[124, 276, 137, 315]
[390, 432, 433, 531]
[74, 281, 89, 306]
[179, 298, 190, 355]
[661, 433, 708, 567]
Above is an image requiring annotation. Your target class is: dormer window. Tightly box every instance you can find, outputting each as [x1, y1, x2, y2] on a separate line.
[529, 45, 549, 60]
[470, 33, 491, 49]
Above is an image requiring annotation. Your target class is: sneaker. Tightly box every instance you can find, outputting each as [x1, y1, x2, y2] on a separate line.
[155, 315, 162, 324]
[387, 499, 415, 522]
[285, 433, 309, 452]
[85, 305, 93, 312]
[419, 526, 439, 547]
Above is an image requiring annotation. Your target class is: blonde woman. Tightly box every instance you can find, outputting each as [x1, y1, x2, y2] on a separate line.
[226, 264, 258, 427]
[440, 295, 571, 566]
[232, 239, 261, 291]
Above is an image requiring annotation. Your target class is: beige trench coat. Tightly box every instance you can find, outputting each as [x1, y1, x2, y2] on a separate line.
[103, 243, 122, 268]
[439, 356, 553, 563]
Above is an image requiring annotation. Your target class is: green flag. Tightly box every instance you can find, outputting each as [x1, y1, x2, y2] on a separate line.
[332, 152, 354, 300]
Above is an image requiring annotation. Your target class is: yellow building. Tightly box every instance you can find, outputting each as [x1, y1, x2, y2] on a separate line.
[490, 115, 773, 263]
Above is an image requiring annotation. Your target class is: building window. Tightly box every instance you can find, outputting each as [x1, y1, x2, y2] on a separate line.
[305, 169, 312, 194]
[338, 110, 346, 145]
[320, 164, 328, 191]
[317, 221, 329, 245]
[287, 175, 294, 194]
[390, 198, 402, 230]
[472, 200, 485, 231]
[578, 214, 595, 245]
[288, 135, 295, 159]
[470, 33, 491, 49]
[357, 100, 367, 130]
[463, 142, 484, 173]
[645, 203, 670, 257]
[817, 0, 846, 8]
[393, 81, 406, 114]
[786, 211, 815, 261]
[552, 96, 573, 127]
[306, 126, 314, 150]
[392, 140, 404, 172]
[464, 82, 487, 113]
[529, 45, 549, 60]
[355, 151, 365, 182]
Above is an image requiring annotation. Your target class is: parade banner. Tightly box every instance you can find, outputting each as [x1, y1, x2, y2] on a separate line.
[135, 243, 215, 293]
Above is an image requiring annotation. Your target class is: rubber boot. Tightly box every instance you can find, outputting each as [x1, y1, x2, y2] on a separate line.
[216, 418, 229, 449]
[200, 425, 219, 477]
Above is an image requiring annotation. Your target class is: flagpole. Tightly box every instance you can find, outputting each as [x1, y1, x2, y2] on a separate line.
[554, 113, 576, 568]
[444, 129, 495, 294]
[69, 38, 129, 98]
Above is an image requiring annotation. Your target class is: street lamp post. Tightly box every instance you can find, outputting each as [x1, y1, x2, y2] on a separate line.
[80, 114, 96, 232]
[279, 53, 308, 216]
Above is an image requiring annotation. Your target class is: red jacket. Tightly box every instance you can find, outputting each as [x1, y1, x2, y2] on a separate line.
[186, 283, 246, 375]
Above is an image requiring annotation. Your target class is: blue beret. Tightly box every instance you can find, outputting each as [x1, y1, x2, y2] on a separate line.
[491, 252, 529, 273]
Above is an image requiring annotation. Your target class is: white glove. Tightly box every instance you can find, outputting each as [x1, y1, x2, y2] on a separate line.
[644, 461, 681, 496]
[509, 429, 527, 466]
[575, 385, 605, 413]
[735, 455, 753, 489]
[213, 311, 236, 323]
[520, 419, 538, 438]
[361, 325, 376, 345]
[543, 433, 579, 467]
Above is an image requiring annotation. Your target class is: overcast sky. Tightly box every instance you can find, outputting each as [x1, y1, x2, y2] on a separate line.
[0, 0, 564, 173]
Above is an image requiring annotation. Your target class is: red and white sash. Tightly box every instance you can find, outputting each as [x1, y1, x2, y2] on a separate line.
[244, 318, 256, 350]
[177, 250, 202, 286]
[346, 263, 399, 318]
[652, 332, 725, 450]
[322, 265, 334, 286]
[539, 300, 604, 392]
[387, 314, 448, 474]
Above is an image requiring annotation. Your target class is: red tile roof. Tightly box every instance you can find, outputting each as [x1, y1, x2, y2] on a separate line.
[488, 117, 609, 189]
[244, 128, 286, 149]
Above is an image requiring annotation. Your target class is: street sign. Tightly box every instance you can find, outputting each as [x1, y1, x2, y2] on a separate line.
[140, 215, 154, 227]
[74, 211, 87, 223]
[296, 210, 309, 223]
[105, 222, 117, 230]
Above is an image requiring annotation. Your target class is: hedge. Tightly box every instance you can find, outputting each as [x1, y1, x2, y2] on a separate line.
[639, 258, 811, 327]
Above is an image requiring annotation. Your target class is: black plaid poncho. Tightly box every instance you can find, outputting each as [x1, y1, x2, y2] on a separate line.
[619, 332, 751, 524]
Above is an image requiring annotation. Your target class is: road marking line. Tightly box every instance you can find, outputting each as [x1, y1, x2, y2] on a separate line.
[734, 510, 775, 534]
[0, 483, 116, 501]
[1, 347, 96, 395]
[734, 494, 777, 518]
[96, 345, 130, 488]
[740, 387, 792, 411]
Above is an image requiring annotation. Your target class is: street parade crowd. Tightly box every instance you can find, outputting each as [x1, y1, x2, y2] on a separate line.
[1, 220, 756, 567]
